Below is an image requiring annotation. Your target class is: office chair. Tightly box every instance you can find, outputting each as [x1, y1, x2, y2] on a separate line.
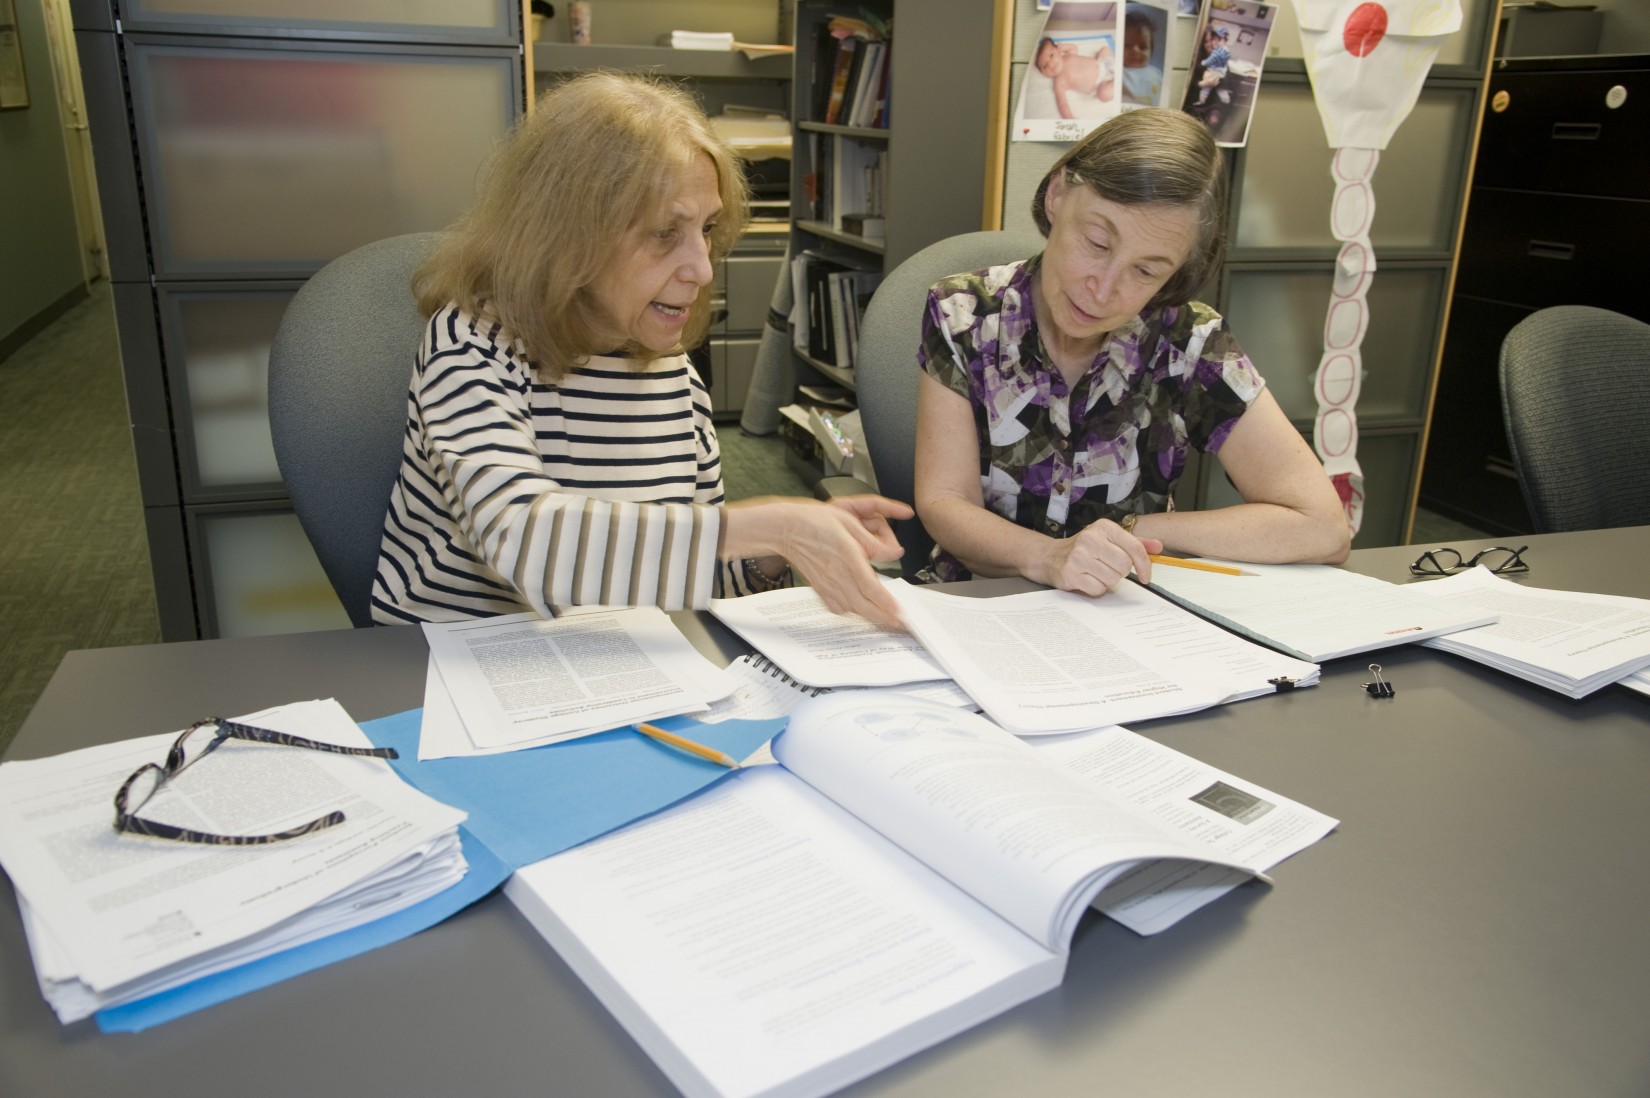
[268, 232, 441, 627]
[1498, 304, 1650, 534]
[821, 229, 1045, 578]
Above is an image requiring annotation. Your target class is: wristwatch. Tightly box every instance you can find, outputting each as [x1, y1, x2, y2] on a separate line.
[1119, 513, 1140, 535]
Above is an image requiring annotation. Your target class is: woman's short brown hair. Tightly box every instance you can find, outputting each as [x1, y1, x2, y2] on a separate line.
[415, 71, 749, 378]
[1030, 108, 1228, 311]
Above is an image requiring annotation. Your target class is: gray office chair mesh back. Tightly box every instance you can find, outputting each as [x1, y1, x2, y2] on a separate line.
[1498, 304, 1650, 534]
[269, 232, 442, 627]
[857, 229, 1046, 578]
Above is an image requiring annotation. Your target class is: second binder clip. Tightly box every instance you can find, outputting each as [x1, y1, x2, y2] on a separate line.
[1363, 664, 1395, 698]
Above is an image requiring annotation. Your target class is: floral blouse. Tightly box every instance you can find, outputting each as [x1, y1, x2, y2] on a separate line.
[917, 254, 1264, 582]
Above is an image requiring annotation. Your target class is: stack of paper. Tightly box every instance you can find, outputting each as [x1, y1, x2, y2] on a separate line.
[0, 699, 467, 1024]
[663, 30, 734, 50]
[1409, 567, 1650, 697]
[1146, 560, 1499, 661]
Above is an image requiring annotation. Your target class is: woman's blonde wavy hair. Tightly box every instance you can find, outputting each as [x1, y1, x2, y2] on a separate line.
[415, 71, 749, 379]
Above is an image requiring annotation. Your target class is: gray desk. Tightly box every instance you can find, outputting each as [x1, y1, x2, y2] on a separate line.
[5, 529, 1649, 1097]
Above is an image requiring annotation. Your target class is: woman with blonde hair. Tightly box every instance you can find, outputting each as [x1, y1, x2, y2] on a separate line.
[374, 72, 910, 625]
[915, 108, 1349, 596]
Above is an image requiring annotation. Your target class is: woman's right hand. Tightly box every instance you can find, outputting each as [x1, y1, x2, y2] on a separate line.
[723, 496, 914, 628]
[1032, 519, 1161, 596]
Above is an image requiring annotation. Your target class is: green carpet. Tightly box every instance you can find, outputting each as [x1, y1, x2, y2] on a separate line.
[0, 283, 162, 756]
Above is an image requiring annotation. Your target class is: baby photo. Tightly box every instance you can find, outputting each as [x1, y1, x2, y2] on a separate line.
[1014, 1, 1121, 142]
[1121, 2, 1170, 108]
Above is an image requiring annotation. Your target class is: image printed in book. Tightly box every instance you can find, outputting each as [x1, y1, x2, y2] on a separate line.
[506, 691, 1336, 1098]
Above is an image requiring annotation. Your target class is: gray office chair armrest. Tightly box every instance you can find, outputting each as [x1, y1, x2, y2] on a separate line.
[814, 475, 878, 501]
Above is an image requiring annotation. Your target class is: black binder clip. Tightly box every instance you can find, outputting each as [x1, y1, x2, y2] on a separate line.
[1268, 676, 1298, 691]
[1363, 664, 1395, 698]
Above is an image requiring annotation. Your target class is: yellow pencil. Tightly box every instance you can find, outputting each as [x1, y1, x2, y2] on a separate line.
[634, 722, 741, 769]
[1148, 554, 1248, 577]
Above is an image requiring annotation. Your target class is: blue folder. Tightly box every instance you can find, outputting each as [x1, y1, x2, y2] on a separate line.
[96, 709, 785, 1032]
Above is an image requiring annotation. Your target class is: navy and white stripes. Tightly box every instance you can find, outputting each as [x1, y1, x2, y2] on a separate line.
[372, 305, 742, 623]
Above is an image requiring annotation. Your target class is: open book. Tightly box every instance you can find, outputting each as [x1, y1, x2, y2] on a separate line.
[506, 692, 1336, 1098]
[1145, 561, 1498, 662]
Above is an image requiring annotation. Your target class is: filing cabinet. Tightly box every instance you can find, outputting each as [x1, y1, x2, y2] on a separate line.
[1420, 55, 1650, 535]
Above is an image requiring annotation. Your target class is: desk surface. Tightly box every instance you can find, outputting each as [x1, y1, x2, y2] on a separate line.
[5, 528, 1649, 1098]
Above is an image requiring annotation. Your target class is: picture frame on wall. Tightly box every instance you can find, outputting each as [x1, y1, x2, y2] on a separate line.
[0, 0, 30, 110]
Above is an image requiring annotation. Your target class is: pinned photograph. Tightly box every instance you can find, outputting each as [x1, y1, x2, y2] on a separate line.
[1180, 0, 1276, 147]
[1014, 1, 1122, 143]
[1121, 2, 1172, 109]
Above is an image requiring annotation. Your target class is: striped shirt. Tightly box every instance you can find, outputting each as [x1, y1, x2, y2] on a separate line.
[371, 304, 754, 623]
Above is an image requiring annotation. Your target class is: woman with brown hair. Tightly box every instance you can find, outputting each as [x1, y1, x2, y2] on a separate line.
[373, 72, 909, 626]
[915, 108, 1349, 596]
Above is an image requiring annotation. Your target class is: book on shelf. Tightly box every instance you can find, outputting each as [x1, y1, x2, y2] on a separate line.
[506, 690, 1337, 1098]
[821, 35, 859, 125]
[790, 250, 879, 369]
[1144, 560, 1500, 662]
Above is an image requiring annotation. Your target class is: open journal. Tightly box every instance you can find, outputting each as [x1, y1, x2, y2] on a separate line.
[506, 692, 1337, 1098]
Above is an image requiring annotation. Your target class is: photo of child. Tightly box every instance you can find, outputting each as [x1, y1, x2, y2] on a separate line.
[1035, 35, 1116, 119]
[1180, 0, 1276, 148]
[1013, 1, 1122, 142]
[1193, 22, 1232, 107]
[1121, 3, 1168, 108]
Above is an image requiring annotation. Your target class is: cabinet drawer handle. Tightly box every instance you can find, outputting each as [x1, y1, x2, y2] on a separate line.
[1527, 240, 1575, 261]
[1551, 122, 1601, 140]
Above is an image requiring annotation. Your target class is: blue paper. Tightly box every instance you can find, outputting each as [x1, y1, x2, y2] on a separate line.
[365, 710, 786, 870]
[95, 708, 784, 1031]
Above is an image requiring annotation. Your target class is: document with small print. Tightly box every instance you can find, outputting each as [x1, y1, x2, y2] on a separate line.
[507, 690, 1334, 1098]
[708, 583, 950, 687]
[887, 580, 1320, 734]
[1409, 566, 1650, 696]
[0, 699, 467, 1022]
[422, 607, 729, 752]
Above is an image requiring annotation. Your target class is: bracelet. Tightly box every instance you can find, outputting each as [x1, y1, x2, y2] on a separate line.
[741, 557, 790, 593]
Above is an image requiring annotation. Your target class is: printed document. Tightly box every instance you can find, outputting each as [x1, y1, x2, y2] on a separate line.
[708, 584, 949, 687]
[506, 691, 1335, 1098]
[888, 581, 1320, 734]
[0, 699, 466, 1021]
[422, 607, 729, 751]
[1410, 566, 1650, 696]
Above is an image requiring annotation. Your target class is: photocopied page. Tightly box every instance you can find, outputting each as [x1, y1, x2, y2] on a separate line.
[1146, 561, 1499, 661]
[422, 607, 727, 750]
[708, 584, 950, 687]
[0, 699, 467, 1000]
[1030, 725, 1340, 934]
[889, 581, 1318, 734]
[1410, 567, 1650, 695]
[507, 764, 1064, 1098]
[773, 692, 1263, 950]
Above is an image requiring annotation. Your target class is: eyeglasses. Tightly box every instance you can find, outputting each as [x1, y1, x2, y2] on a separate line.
[113, 717, 399, 846]
[1409, 545, 1530, 578]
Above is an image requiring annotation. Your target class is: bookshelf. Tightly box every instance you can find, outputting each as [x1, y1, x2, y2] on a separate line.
[787, 0, 1002, 393]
